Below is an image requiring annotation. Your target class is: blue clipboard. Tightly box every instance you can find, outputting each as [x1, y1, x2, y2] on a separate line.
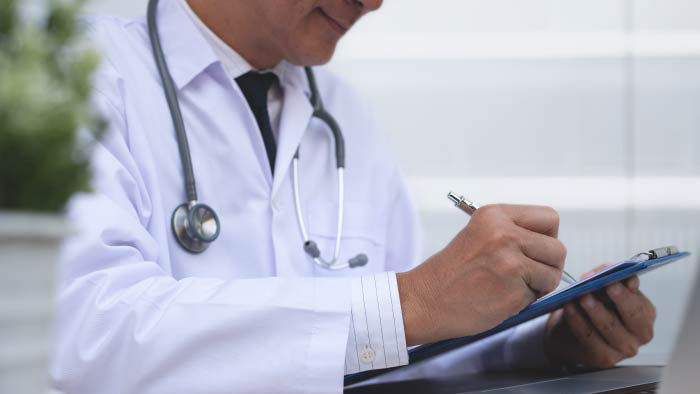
[345, 247, 691, 386]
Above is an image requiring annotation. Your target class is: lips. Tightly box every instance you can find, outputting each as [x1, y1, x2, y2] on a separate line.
[317, 7, 350, 35]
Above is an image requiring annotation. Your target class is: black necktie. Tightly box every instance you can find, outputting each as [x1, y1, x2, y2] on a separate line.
[236, 71, 279, 174]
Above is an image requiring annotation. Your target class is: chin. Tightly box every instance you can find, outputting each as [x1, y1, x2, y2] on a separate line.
[286, 38, 339, 66]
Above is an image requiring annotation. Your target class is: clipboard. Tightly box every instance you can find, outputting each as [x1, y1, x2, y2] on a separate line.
[345, 246, 691, 386]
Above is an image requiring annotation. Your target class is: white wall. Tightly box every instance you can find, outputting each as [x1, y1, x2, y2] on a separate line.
[84, 0, 700, 365]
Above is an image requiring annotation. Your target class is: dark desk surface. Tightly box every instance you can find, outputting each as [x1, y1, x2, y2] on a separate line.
[345, 366, 663, 394]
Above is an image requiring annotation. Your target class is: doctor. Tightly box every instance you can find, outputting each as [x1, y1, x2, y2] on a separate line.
[51, 0, 657, 392]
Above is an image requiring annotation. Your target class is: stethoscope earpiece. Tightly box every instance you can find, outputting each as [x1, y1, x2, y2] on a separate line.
[303, 238, 369, 269]
[172, 202, 221, 254]
[348, 254, 368, 268]
[304, 241, 321, 258]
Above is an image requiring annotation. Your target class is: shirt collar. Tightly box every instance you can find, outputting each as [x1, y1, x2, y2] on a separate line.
[179, 0, 288, 85]
[153, 0, 220, 90]
[154, 0, 310, 96]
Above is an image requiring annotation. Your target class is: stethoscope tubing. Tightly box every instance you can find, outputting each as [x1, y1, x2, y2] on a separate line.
[293, 156, 349, 270]
[147, 0, 198, 203]
[305, 67, 345, 168]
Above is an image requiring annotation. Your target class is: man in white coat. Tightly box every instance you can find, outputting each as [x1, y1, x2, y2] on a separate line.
[51, 0, 657, 392]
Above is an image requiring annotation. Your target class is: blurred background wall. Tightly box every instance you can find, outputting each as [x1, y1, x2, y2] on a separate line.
[83, 0, 700, 365]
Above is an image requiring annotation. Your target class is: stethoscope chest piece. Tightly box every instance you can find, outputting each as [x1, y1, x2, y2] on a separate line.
[172, 202, 221, 254]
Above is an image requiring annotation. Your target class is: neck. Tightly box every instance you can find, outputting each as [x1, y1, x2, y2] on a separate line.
[186, 0, 282, 70]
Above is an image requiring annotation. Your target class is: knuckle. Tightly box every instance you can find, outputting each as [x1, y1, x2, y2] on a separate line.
[628, 305, 642, 320]
[487, 249, 519, 277]
[485, 227, 504, 245]
[477, 204, 500, 219]
[496, 229, 519, 247]
[557, 241, 568, 263]
[501, 258, 522, 277]
[601, 317, 617, 333]
[606, 284, 621, 299]
[486, 229, 519, 252]
[621, 340, 639, 358]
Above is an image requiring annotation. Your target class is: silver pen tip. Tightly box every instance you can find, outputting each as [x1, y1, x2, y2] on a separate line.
[562, 270, 577, 284]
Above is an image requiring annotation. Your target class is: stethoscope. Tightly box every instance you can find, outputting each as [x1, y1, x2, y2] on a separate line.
[146, 0, 368, 270]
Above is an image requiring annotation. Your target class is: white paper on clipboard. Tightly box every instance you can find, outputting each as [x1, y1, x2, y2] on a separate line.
[534, 261, 638, 305]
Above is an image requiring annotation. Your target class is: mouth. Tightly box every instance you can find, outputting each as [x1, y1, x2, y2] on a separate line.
[317, 7, 350, 35]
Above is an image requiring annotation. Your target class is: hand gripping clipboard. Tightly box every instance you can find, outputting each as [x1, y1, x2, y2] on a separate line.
[344, 246, 691, 386]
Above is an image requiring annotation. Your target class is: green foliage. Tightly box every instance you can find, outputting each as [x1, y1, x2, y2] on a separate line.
[0, 0, 103, 212]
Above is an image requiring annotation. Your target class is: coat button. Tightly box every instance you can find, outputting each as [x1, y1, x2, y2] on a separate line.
[359, 346, 376, 364]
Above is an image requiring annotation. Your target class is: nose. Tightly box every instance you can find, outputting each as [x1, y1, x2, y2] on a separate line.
[352, 0, 382, 12]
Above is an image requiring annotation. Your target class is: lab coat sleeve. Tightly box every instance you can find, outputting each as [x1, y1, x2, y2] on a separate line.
[50, 89, 352, 394]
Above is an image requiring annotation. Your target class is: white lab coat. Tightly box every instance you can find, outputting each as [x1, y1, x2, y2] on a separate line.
[50, 1, 549, 393]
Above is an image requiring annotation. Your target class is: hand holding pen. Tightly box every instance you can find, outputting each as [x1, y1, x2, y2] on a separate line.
[448, 192, 577, 285]
[396, 194, 569, 346]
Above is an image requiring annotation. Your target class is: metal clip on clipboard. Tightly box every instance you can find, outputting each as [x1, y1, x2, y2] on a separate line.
[631, 246, 680, 263]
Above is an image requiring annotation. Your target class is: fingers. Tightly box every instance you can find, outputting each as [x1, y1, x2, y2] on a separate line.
[580, 294, 640, 358]
[605, 282, 656, 343]
[625, 275, 640, 291]
[504, 205, 560, 238]
[521, 255, 563, 295]
[518, 228, 567, 270]
[563, 303, 622, 368]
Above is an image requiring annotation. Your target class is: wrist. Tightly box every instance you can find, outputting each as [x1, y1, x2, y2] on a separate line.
[397, 269, 435, 346]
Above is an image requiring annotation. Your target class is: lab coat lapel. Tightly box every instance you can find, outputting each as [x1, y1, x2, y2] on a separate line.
[272, 70, 313, 197]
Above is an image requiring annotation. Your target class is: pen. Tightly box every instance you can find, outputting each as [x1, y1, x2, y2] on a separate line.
[447, 191, 577, 286]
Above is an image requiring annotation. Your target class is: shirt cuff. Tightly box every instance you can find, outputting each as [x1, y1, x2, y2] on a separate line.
[344, 272, 409, 374]
[504, 314, 555, 370]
